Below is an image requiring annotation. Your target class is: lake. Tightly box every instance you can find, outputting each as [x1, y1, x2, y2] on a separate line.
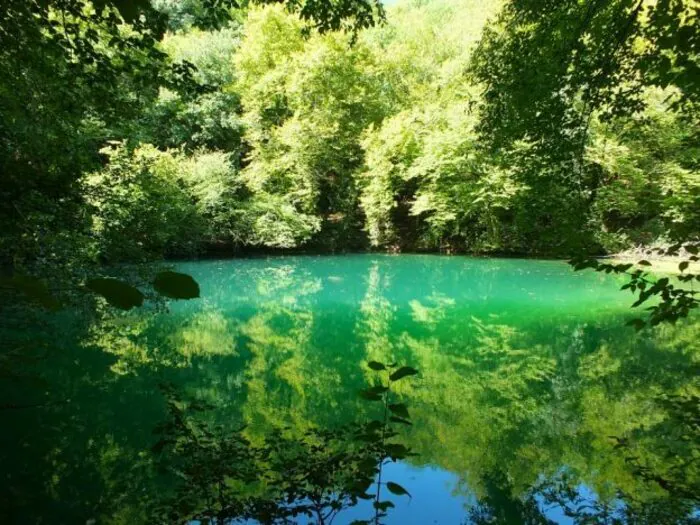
[1, 255, 698, 523]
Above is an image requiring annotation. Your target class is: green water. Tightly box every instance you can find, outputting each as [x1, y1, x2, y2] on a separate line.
[2, 255, 698, 524]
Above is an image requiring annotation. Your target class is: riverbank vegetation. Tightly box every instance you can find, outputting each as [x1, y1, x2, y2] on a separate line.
[3, 0, 697, 275]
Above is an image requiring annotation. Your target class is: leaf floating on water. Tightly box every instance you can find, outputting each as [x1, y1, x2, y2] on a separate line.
[388, 403, 409, 419]
[367, 360, 386, 371]
[86, 278, 144, 310]
[359, 388, 383, 401]
[386, 481, 411, 498]
[374, 500, 395, 511]
[367, 385, 389, 394]
[389, 366, 418, 382]
[153, 271, 200, 299]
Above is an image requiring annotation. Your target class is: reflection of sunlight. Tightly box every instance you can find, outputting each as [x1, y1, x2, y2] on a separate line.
[170, 309, 238, 361]
[359, 262, 397, 368]
[409, 293, 456, 327]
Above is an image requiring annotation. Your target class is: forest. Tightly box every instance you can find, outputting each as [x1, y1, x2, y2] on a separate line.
[1, 0, 699, 524]
[3, 0, 697, 270]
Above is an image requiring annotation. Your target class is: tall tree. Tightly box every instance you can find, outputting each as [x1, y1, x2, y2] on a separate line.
[471, 0, 699, 326]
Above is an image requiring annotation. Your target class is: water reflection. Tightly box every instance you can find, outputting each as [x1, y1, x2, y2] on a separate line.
[1, 255, 698, 523]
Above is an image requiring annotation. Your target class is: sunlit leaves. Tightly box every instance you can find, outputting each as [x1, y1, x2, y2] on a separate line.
[570, 253, 699, 328]
[258, 0, 385, 35]
[86, 143, 205, 262]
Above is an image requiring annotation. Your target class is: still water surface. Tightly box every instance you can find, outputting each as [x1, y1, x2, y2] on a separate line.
[2, 255, 698, 523]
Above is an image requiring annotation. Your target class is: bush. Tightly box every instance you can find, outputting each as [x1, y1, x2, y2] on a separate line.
[84, 143, 204, 262]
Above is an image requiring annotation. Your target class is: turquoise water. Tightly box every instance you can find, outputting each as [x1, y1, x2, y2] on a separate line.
[1, 255, 698, 523]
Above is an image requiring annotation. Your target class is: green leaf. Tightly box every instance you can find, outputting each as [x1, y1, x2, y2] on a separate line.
[350, 478, 374, 495]
[679, 261, 689, 272]
[97, 0, 152, 22]
[637, 260, 652, 266]
[374, 501, 395, 511]
[388, 403, 409, 419]
[358, 457, 378, 473]
[365, 420, 384, 432]
[389, 366, 418, 382]
[389, 416, 412, 426]
[626, 318, 646, 331]
[386, 481, 411, 497]
[87, 278, 144, 310]
[367, 361, 386, 371]
[364, 385, 388, 395]
[153, 271, 200, 300]
[666, 243, 683, 255]
[359, 388, 384, 401]
[385, 443, 410, 460]
[357, 432, 381, 442]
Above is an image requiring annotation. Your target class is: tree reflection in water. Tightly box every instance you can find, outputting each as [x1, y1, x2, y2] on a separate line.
[0, 256, 698, 523]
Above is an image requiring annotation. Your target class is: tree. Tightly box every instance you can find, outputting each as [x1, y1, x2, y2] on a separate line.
[471, 0, 700, 326]
[0, 0, 388, 305]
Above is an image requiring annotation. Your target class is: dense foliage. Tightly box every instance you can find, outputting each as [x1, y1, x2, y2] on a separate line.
[2, 0, 697, 277]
